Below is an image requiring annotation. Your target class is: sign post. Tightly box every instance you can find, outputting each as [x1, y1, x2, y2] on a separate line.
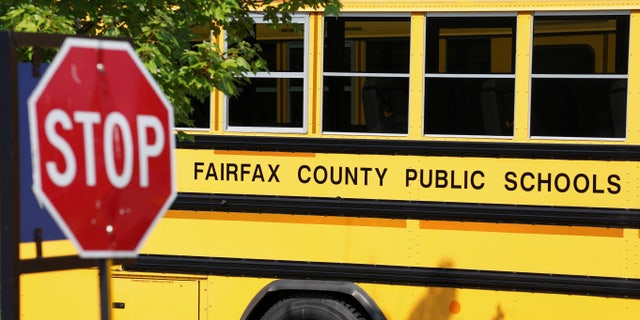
[28, 38, 176, 319]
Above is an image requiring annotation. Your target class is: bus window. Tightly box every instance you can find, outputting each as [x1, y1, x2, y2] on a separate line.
[226, 15, 308, 132]
[322, 16, 410, 134]
[530, 14, 629, 139]
[424, 15, 516, 137]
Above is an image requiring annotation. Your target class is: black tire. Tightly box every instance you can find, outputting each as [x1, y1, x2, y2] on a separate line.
[260, 294, 366, 320]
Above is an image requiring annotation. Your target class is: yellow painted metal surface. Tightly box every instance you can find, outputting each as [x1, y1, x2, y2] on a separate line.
[408, 13, 426, 139]
[514, 12, 532, 141]
[20, 269, 100, 319]
[142, 211, 411, 266]
[19, 239, 77, 259]
[106, 273, 640, 319]
[359, 282, 640, 319]
[417, 220, 628, 277]
[140, 211, 639, 278]
[111, 274, 202, 320]
[627, 12, 640, 143]
[20, 268, 640, 320]
[623, 228, 640, 278]
[310, 12, 323, 136]
[205, 277, 274, 319]
[339, 0, 640, 12]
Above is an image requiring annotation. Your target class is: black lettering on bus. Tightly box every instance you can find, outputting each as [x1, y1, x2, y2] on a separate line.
[435, 170, 448, 188]
[451, 170, 462, 189]
[573, 173, 589, 193]
[314, 166, 327, 184]
[592, 174, 605, 194]
[521, 172, 535, 192]
[471, 170, 485, 190]
[554, 173, 570, 192]
[194, 162, 204, 180]
[252, 164, 265, 182]
[241, 163, 251, 181]
[504, 171, 517, 191]
[405, 169, 417, 187]
[407, 169, 483, 190]
[206, 162, 219, 180]
[538, 172, 552, 192]
[419, 169, 433, 188]
[226, 163, 238, 181]
[608, 174, 621, 194]
[464, 170, 469, 189]
[375, 168, 387, 186]
[345, 167, 358, 185]
[298, 165, 310, 183]
[268, 164, 280, 182]
[330, 166, 342, 185]
[361, 167, 372, 185]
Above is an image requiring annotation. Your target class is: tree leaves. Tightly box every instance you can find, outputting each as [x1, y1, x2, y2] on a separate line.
[0, 0, 342, 127]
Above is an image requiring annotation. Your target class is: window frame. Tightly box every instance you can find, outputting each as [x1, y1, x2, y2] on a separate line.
[321, 12, 412, 136]
[423, 12, 518, 138]
[223, 13, 310, 134]
[529, 11, 630, 140]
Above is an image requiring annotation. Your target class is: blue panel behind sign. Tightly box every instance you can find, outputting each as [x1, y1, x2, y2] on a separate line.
[18, 62, 66, 243]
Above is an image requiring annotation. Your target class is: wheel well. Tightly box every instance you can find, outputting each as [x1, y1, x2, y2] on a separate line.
[241, 280, 386, 320]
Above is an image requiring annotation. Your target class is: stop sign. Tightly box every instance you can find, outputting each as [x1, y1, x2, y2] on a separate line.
[28, 38, 176, 258]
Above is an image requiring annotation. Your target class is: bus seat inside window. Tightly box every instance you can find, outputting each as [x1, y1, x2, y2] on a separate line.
[530, 15, 629, 139]
[227, 20, 306, 130]
[322, 16, 410, 134]
[424, 16, 516, 137]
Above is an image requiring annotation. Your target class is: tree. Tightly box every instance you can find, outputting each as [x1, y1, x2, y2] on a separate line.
[0, 0, 341, 127]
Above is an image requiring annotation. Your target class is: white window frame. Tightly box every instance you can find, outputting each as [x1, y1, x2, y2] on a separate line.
[224, 13, 310, 133]
[423, 12, 517, 138]
[320, 13, 412, 136]
[529, 11, 630, 141]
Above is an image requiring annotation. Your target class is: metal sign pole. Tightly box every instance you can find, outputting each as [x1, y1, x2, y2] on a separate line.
[99, 259, 113, 320]
[0, 30, 21, 320]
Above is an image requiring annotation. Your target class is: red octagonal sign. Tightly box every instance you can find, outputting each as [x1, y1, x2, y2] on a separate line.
[28, 38, 176, 258]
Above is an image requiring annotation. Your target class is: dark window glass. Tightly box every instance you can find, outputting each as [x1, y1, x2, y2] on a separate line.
[530, 15, 629, 138]
[425, 78, 514, 135]
[531, 78, 627, 138]
[229, 78, 304, 127]
[254, 24, 305, 72]
[227, 21, 305, 129]
[187, 96, 211, 128]
[424, 16, 516, 136]
[425, 17, 516, 74]
[323, 17, 410, 133]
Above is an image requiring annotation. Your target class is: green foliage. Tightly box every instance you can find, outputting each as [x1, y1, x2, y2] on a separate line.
[0, 0, 341, 127]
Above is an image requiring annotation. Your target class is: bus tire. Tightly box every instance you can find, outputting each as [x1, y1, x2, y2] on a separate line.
[260, 294, 366, 320]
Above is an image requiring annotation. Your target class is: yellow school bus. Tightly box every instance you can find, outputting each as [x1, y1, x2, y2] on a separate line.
[21, 0, 640, 319]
